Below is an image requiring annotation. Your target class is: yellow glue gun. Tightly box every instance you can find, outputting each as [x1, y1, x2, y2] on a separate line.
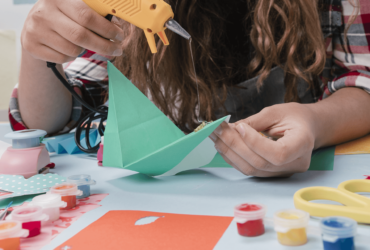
[82, 0, 191, 53]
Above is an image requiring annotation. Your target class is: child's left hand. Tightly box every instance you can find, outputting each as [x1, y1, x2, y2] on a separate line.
[209, 103, 317, 177]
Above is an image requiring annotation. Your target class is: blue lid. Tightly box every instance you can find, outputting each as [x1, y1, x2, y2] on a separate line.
[5, 130, 47, 139]
[5, 129, 47, 149]
[67, 174, 96, 186]
[321, 216, 357, 238]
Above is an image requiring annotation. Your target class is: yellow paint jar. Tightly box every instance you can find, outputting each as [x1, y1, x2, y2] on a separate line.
[273, 209, 309, 246]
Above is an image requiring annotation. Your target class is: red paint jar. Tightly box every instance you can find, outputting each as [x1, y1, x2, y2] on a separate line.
[234, 203, 266, 237]
[5, 206, 49, 238]
[49, 183, 82, 210]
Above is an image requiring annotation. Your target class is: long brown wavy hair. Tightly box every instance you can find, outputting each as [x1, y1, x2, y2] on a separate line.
[113, 0, 359, 132]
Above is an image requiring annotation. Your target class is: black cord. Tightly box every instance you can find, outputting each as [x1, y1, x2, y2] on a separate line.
[45, 14, 114, 153]
[47, 62, 107, 153]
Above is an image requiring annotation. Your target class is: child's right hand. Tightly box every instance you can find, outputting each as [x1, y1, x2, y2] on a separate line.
[21, 0, 125, 64]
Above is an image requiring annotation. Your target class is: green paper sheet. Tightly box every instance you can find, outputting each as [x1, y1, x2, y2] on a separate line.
[202, 153, 232, 168]
[308, 146, 335, 171]
[103, 62, 227, 176]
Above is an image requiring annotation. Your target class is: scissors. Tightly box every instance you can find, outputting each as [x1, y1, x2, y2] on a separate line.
[294, 179, 370, 223]
[0, 201, 13, 220]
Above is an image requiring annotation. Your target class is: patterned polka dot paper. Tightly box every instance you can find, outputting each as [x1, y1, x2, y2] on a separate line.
[0, 174, 66, 199]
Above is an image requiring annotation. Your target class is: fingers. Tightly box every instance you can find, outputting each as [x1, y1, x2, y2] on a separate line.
[218, 145, 297, 177]
[57, 0, 125, 43]
[235, 122, 312, 167]
[33, 44, 75, 64]
[213, 122, 274, 172]
[234, 107, 281, 132]
[212, 120, 313, 174]
[51, 11, 122, 56]
[40, 31, 84, 59]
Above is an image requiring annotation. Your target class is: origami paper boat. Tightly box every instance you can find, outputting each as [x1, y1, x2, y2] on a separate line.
[103, 62, 227, 176]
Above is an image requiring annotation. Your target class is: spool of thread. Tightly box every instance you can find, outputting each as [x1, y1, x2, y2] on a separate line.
[30, 194, 67, 221]
[273, 209, 309, 246]
[234, 203, 266, 237]
[0, 129, 50, 178]
[49, 183, 83, 210]
[0, 221, 28, 250]
[97, 136, 104, 166]
[5, 129, 47, 149]
[5, 206, 49, 238]
[67, 174, 96, 199]
[321, 216, 357, 250]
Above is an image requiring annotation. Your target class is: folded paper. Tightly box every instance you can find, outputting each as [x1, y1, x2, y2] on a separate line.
[43, 130, 99, 154]
[56, 210, 233, 250]
[0, 174, 66, 199]
[103, 62, 227, 176]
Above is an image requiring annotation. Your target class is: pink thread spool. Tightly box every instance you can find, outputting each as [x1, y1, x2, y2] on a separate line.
[0, 130, 50, 178]
[6, 206, 48, 238]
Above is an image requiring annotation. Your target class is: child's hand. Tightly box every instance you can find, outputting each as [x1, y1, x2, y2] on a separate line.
[209, 103, 317, 177]
[21, 0, 125, 64]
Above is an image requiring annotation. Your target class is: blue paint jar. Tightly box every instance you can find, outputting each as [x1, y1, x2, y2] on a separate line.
[67, 174, 96, 199]
[321, 216, 357, 250]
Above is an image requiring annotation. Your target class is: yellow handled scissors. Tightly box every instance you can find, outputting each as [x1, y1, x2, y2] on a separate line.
[294, 179, 370, 223]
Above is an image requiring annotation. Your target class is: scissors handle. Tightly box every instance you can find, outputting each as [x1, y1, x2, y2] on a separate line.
[338, 179, 370, 193]
[294, 183, 370, 223]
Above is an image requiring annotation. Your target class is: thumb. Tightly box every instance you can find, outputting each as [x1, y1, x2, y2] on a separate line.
[235, 108, 280, 132]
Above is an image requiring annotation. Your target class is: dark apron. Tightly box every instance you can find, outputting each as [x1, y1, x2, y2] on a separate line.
[214, 66, 317, 123]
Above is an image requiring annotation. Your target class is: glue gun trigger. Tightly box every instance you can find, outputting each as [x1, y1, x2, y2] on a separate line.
[157, 31, 169, 46]
[143, 29, 157, 53]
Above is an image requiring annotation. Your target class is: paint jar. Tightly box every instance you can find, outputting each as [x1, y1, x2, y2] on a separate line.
[30, 193, 67, 221]
[0, 221, 28, 250]
[234, 203, 266, 237]
[67, 174, 96, 199]
[321, 216, 357, 250]
[273, 209, 309, 246]
[49, 183, 82, 210]
[5, 206, 49, 238]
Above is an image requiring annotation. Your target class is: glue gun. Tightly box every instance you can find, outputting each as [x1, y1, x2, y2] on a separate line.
[82, 0, 191, 53]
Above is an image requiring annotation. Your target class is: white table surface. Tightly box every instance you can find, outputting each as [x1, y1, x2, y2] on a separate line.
[0, 124, 369, 250]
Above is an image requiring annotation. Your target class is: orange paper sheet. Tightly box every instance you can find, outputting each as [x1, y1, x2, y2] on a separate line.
[335, 134, 370, 155]
[56, 211, 233, 250]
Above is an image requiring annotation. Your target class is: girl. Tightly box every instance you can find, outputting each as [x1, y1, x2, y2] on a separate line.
[13, 0, 370, 177]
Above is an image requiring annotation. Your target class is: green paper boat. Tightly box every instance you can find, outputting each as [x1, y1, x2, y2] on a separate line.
[103, 62, 227, 176]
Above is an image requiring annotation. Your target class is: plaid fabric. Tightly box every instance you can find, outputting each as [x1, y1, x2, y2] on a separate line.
[8, 0, 370, 134]
[321, 0, 370, 98]
[9, 51, 110, 135]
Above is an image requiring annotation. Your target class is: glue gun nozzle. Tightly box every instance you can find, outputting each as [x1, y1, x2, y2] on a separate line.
[165, 18, 191, 40]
